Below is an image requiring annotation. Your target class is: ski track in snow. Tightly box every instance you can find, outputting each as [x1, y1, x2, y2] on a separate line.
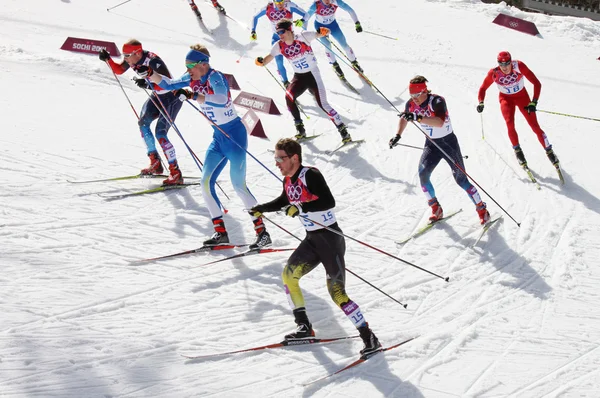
[1, 0, 600, 396]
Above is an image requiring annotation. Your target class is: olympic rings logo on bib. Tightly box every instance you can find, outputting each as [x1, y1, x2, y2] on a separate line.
[269, 10, 289, 20]
[284, 44, 302, 57]
[498, 73, 518, 85]
[319, 7, 335, 16]
[286, 185, 303, 201]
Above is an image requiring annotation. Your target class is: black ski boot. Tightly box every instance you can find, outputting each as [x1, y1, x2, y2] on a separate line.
[337, 124, 352, 143]
[213, 1, 226, 14]
[294, 120, 306, 140]
[332, 62, 344, 78]
[351, 60, 364, 73]
[546, 147, 559, 166]
[203, 219, 229, 246]
[248, 219, 272, 250]
[514, 146, 527, 167]
[285, 308, 315, 340]
[358, 323, 382, 357]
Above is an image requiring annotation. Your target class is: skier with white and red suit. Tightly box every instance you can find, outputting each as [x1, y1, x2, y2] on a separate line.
[303, 0, 364, 79]
[389, 76, 491, 226]
[249, 138, 381, 357]
[254, 19, 351, 143]
[250, 0, 307, 87]
[147, 44, 271, 250]
[98, 39, 184, 185]
[477, 51, 559, 168]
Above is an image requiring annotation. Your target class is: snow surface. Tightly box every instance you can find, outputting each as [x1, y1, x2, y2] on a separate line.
[2, 0, 600, 396]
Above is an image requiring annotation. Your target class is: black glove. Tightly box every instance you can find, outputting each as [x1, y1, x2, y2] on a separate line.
[99, 49, 110, 62]
[476, 102, 484, 113]
[176, 88, 193, 101]
[249, 205, 266, 218]
[284, 204, 300, 218]
[355, 21, 363, 33]
[133, 77, 149, 89]
[389, 135, 401, 149]
[524, 99, 538, 114]
[400, 112, 422, 122]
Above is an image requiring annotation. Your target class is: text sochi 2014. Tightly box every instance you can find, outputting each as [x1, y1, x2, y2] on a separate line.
[72, 43, 107, 52]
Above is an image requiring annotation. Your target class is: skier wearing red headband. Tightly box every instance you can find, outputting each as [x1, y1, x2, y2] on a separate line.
[389, 76, 491, 226]
[477, 51, 560, 170]
[99, 39, 184, 185]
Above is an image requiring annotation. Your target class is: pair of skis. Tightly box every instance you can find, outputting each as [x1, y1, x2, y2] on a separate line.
[182, 335, 417, 385]
[396, 209, 502, 248]
[131, 243, 295, 265]
[269, 135, 365, 154]
[68, 173, 201, 200]
[522, 163, 564, 189]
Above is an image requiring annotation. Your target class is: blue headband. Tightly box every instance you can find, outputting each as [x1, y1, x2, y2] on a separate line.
[185, 49, 210, 64]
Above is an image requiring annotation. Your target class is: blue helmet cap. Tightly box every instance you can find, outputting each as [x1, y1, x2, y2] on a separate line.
[185, 49, 210, 64]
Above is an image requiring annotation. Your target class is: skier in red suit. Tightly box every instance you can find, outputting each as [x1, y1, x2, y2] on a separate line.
[477, 51, 559, 168]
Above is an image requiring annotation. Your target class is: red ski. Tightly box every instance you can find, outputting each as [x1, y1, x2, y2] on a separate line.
[303, 336, 418, 386]
[200, 247, 296, 266]
[182, 335, 360, 359]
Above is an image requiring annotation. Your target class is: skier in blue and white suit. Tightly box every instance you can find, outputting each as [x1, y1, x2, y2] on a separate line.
[303, 0, 364, 79]
[251, 0, 307, 87]
[148, 45, 271, 250]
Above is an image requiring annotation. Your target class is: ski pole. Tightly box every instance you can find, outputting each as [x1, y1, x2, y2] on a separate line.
[185, 99, 283, 182]
[410, 120, 520, 227]
[538, 109, 600, 122]
[105, 62, 140, 120]
[480, 113, 485, 140]
[316, 37, 397, 107]
[363, 30, 398, 41]
[263, 66, 310, 120]
[141, 87, 231, 203]
[107, 0, 133, 12]
[260, 214, 408, 308]
[298, 214, 450, 282]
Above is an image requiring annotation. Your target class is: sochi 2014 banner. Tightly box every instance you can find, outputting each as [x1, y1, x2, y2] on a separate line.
[492, 14, 540, 36]
[60, 37, 121, 56]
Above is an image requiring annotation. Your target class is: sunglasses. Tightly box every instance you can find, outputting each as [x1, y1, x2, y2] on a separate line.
[498, 61, 511, 67]
[123, 52, 137, 58]
[274, 155, 290, 163]
[186, 61, 208, 69]
[276, 29, 288, 35]
[410, 90, 426, 99]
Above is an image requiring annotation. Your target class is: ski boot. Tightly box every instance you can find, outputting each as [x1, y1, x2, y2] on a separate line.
[203, 218, 229, 246]
[285, 308, 315, 340]
[294, 120, 306, 140]
[140, 152, 164, 175]
[212, 0, 226, 14]
[351, 60, 364, 73]
[249, 221, 272, 250]
[358, 323, 382, 357]
[337, 123, 352, 143]
[476, 202, 491, 225]
[428, 198, 443, 223]
[332, 62, 344, 79]
[545, 146, 559, 166]
[163, 161, 183, 186]
[514, 145, 527, 167]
